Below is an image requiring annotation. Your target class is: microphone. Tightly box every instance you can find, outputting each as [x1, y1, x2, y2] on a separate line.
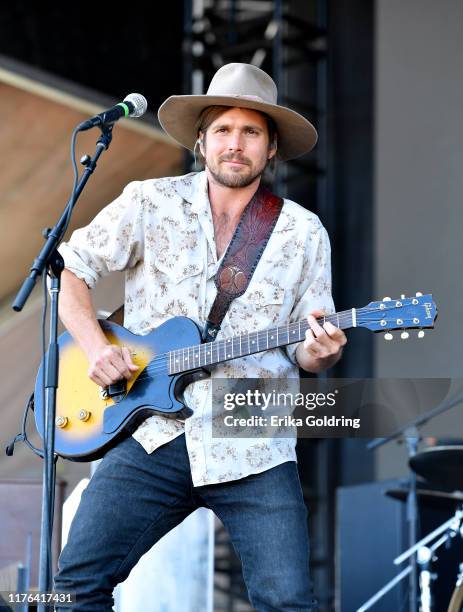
[78, 93, 148, 131]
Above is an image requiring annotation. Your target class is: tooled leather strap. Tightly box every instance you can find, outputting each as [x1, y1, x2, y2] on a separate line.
[202, 185, 283, 342]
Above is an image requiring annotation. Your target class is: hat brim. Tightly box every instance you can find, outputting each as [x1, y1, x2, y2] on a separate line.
[157, 94, 318, 162]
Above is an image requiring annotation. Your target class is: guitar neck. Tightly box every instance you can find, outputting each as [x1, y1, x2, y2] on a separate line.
[168, 309, 355, 375]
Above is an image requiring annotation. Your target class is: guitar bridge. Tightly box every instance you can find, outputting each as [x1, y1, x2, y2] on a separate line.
[99, 381, 127, 403]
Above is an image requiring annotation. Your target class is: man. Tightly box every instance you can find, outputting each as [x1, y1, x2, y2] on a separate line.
[53, 63, 346, 611]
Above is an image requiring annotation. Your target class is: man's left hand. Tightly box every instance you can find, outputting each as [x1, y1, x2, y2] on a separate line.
[295, 309, 347, 373]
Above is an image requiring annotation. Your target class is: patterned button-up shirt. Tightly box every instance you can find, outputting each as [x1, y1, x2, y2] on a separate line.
[59, 171, 334, 486]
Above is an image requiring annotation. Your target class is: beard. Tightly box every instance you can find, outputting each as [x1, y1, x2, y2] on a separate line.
[206, 154, 268, 188]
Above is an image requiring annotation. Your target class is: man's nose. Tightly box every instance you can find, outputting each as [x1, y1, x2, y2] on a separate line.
[227, 131, 243, 150]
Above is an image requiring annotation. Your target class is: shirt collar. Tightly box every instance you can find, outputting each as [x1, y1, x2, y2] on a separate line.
[175, 171, 209, 216]
[175, 170, 219, 264]
[175, 170, 296, 236]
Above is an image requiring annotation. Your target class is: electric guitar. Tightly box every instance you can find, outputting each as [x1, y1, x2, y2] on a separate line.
[33, 293, 437, 461]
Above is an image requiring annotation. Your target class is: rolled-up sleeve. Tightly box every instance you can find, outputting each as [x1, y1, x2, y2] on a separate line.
[58, 181, 145, 289]
[284, 223, 335, 365]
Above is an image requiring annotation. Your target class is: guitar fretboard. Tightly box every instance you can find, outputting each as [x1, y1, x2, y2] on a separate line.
[167, 310, 355, 375]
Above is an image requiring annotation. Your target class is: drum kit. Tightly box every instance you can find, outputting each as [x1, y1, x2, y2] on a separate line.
[359, 445, 463, 612]
[393, 445, 463, 612]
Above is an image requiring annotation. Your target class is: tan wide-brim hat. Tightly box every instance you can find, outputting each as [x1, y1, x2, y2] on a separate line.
[157, 63, 318, 162]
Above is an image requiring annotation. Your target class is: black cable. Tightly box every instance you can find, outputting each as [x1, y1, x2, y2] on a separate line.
[21, 393, 44, 459]
[61, 128, 81, 236]
[5, 392, 42, 458]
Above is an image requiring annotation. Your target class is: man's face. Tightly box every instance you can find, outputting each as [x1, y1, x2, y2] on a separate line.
[200, 107, 276, 188]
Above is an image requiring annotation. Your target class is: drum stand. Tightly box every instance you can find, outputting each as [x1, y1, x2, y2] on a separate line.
[365, 385, 463, 611]
[396, 507, 462, 612]
[357, 507, 463, 611]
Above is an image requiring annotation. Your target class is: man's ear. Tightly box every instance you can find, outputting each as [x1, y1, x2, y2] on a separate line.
[268, 136, 277, 159]
[198, 131, 205, 156]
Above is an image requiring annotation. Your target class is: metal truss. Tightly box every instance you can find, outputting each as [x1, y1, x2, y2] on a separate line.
[183, 0, 329, 211]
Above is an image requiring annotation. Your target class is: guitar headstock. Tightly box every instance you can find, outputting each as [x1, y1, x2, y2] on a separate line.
[357, 293, 437, 339]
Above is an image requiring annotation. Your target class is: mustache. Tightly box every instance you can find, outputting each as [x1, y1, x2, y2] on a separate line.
[220, 155, 250, 165]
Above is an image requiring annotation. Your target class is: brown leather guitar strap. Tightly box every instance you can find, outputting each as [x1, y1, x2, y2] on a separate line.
[107, 186, 284, 340]
[202, 185, 283, 342]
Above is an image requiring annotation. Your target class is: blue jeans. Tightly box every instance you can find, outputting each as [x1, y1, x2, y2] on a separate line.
[54, 433, 318, 611]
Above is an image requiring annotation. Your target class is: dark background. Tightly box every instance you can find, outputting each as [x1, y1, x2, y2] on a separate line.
[0, 3, 184, 112]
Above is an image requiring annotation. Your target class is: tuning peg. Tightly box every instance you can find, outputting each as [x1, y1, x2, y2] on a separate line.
[400, 331, 409, 339]
[383, 297, 391, 301]
[384, 332, 393, 341]
[416, 292, 423, 297]
[418, 330, 425, 338]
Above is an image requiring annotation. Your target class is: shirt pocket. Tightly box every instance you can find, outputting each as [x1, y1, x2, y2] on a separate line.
[153, 250, 203, 285]
[247, 283, 285, 308]
[228, 281, 286, 332]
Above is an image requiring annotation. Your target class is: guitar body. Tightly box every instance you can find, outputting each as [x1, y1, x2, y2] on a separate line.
[32, 293, 437, 461]
[33, 317, 207, 461]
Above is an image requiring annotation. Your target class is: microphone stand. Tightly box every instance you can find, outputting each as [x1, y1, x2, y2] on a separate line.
[12, 123, 114, 612]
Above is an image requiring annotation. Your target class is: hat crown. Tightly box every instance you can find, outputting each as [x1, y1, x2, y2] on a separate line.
[206, 63, 278, 105]
[157, 62, 318, 161]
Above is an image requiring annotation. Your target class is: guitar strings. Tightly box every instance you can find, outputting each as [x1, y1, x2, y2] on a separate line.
[124, 305, 423, 383]
[153, 305, 415, 369]
[138, 307, 423, 379]
[142, 313, 355, 377]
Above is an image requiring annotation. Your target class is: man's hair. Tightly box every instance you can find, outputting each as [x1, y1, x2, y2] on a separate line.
[196, 105, 278, 146]
[194, 105, 278, 184]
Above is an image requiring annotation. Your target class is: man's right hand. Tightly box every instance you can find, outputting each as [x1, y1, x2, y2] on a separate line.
[87, 345, 139, 387]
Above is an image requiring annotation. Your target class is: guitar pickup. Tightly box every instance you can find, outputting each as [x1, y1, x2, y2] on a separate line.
[100, 381, 127, 402]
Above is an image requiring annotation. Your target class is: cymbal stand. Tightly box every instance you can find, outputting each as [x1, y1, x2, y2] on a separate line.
[357, 507, 462, 612]
[356, 566, 412, 612]
[416, 512, 463, 612]
[367, 383, 463, 610]
[394, 507, 462, 566]
[417, 546, 433, 612]
[398, 506, 462, 612]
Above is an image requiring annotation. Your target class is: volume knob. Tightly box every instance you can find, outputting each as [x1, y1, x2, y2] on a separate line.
[56, 416, 68, 429]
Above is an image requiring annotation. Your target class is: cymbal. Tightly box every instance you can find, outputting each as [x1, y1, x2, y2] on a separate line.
[409, 446, 463, 491]
[385, 487, 463, 512]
